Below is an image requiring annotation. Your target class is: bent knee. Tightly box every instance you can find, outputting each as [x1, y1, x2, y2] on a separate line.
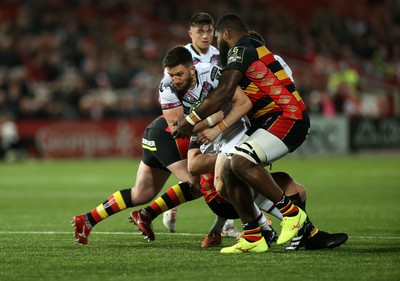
[271, 172, 293, 189]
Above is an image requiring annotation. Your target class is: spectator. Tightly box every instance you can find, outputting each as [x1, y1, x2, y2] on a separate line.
[0, 0, 397, 120]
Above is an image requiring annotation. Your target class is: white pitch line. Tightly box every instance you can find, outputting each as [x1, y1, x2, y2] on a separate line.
[0, 231, 399, 239]
[0, 231, 204, 237]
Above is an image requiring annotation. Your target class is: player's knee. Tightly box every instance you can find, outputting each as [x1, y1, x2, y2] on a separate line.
[271, 172, 293, 191]
[230, 154, 256, 176]
[231, 140, 267, 165]
[296, 181, 307, 201]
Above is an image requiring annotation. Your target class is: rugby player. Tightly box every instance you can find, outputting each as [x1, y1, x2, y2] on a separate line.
[172, 14, 324, 253]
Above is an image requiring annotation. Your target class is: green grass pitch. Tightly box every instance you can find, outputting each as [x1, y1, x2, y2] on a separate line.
[0, 154, 399, 281]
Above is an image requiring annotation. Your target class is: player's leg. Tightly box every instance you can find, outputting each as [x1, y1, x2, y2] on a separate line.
[201, 172, 234, 247]
[129, 159, 202, 240]
[72, 161, 170, 244]
[219, 159, 269, 253]
[130, 118, 194, 237]
[226, 115, 310, 247]
[201, 172, 277, 248]
[273, 172, 348, 250]
[213, 154, 241, 238]
[140, 159, 202, 220]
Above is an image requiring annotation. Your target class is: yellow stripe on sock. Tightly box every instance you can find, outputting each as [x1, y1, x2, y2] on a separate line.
[96, 205, 109, 219]
[246, 233, 262, 238]
[112, 191, 127, 210]
[154, 197, 169, 212]
[171, 184, 186, 204]
[281, 204, 295, 216]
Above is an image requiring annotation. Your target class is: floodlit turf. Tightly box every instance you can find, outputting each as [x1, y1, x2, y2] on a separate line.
[0, 155, 399, 281]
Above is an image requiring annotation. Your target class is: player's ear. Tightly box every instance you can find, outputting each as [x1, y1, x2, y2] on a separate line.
[190, 65, 196, 75]
[188, 29, 193, 39]
[223, 28, 230, 40]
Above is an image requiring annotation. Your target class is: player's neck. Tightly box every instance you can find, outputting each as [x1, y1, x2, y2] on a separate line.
[189, 71, 197, 90]
[192, 44, 209, 55]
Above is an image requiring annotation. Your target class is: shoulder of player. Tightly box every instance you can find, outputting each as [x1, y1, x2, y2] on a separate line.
[159, 74, 174, 93]
[227, 37, 257, 65]
[184, 43, 200, 56]
[195, 62, 218, 73]
[195, 63, 221, 79]
[209, 45, 220, 55]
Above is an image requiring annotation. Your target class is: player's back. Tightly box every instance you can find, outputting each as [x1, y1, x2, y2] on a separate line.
[225, 35, 307, 120]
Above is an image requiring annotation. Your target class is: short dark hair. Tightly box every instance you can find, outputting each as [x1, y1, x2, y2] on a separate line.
[189, 12, 214, 27]
[215, 13, 248, 33]
[162, 45, 193, 69]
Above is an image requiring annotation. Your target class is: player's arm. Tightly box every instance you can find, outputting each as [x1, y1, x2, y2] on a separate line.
[192, 110, 224, 134]
[219, 86, 251, 130]
[187, 147, 217, 175]
[163, 106, 184, 131]
[197, 86, 251, 143]
[163, 106, 224, 134]
[172, 69, 243, 138]
[196, 69, 242, 120]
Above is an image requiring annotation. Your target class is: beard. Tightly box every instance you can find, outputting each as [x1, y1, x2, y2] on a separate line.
[175, 75, 194, 96]
[218, 40, 230, 67]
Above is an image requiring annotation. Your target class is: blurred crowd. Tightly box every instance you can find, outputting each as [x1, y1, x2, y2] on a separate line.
[0, 0, 398, 121]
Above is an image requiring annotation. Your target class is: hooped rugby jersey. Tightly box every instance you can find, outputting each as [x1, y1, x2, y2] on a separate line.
[184, 43, 219, 66]
[159, 62, 221, 115]
[224, 35, 307, 121]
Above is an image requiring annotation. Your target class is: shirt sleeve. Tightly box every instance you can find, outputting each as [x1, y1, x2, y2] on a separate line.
[224, 45, 256, 75]
[159, 76, 182, 110]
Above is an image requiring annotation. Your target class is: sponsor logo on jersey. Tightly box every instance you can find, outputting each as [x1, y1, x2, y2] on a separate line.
[142, 138, 156, 147]
[210, 66, 221, 81]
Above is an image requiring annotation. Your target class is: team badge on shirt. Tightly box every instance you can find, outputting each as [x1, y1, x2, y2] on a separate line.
[227, 46, 245, 64]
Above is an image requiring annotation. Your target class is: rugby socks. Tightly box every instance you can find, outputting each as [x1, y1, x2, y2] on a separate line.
[210, 216, 227, 234]
[254, 193, 283, 220]
[86, 188, 133, 229]
[257, 212, 272, 232]
[242, 219, 263, 242]
[288, 193, 305, 211]
[275, 194, 299, 217]
[143, 182, 197, 220]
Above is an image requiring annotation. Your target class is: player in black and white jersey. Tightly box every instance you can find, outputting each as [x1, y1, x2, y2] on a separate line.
[71, 13, 229, 244]
[129, 45, 250, 241]
[185, 13, 219, 65]
[160, 13, 240, 237]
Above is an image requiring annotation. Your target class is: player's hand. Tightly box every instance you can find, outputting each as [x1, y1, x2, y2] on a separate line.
[197, 126, 221, 144]
[171, 117, 195, 139]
